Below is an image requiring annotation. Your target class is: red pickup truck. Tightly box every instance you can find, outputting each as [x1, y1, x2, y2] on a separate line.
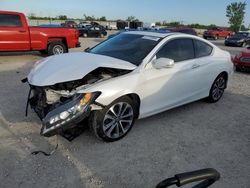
[0, 11, 80, 55]
[203, 27, 232, 40]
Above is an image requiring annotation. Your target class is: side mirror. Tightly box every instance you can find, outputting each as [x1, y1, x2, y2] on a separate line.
[152, 58, 175, 69]
[84, 47, 90, 52]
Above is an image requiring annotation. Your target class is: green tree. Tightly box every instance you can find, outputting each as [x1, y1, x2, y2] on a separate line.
[27, 13, 36, 19]
[57, 15, 67, 20]
[126, 16, 136, 22]
[83, 14, 95, 21]
[155, 22, 162, 26]
[226, 2, 247, 32]
[99, 16, 107, 21]
[167, 22, 182, 27]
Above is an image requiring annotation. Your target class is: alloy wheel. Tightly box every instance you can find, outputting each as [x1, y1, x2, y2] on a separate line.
[53, 45, 64, 55]
[103, 102, 134, 139]
[212, 76, 226, 101]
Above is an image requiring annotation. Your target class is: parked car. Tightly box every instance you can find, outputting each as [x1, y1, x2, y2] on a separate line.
[24, 31, 233, 141]
[79, 25, 107, 38]
[78, 22, 91, 29]
[203, 27, 232, 40]
[160, 27, 197, 36]
[61, 20, 78, 28]
[225, 31, 250, 47]
[232, 46, 250, 72]
[0, 11, 80, 55]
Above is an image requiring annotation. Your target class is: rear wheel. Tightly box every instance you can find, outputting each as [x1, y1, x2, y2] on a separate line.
[90, 96, 138, 142]
[48, 41, 67, 56]
[207, 74, 227, 103]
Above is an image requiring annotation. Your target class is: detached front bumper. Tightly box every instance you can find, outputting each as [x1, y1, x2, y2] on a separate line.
[24, 84, 101, 137]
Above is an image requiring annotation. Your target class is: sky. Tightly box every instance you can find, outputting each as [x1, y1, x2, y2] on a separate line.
[1, 0, 250, 27]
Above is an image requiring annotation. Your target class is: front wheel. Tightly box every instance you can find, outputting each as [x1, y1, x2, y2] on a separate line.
[90, 96, 138, 142]
[207, 74, 227, 103]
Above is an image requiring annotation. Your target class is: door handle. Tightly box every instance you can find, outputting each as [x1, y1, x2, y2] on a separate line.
[192, 64, 200, 69]
[19, 30, 27, 33]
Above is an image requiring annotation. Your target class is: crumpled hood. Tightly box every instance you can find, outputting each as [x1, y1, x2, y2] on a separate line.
[28, 52, 137, 86]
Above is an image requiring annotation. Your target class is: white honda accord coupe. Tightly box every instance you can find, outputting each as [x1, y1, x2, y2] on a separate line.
[25, 31, 233, 141]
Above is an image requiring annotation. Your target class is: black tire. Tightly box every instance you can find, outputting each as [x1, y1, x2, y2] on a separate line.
[48, 41, 67, 56]
[235, 66, 241, 72]
[90, 96, 138, 142]
[207, 73, 227, 103]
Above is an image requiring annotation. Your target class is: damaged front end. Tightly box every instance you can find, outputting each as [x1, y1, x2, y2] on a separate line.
[24, 67, 131, 137]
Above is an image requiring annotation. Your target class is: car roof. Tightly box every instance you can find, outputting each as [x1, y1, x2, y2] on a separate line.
[123, 30, 200, 39]
[0, 10, 24, 15]
[124, 31, 173, 38]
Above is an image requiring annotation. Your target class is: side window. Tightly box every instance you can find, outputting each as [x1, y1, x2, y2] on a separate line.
[194, 40, 213, 58]
[0, 14, 22, 27]
[156, 38, 195, 62]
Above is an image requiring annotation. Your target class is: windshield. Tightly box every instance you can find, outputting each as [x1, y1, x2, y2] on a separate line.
[90, 33, 161, 66]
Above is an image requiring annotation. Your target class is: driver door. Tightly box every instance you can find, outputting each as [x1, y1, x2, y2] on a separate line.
[139, 38, 200, 117]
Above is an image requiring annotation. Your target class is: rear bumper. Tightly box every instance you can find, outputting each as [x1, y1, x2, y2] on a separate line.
[233, 59, 250, 68]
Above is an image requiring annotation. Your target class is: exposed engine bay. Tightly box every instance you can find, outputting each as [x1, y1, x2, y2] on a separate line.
[29, 67, 131, 120]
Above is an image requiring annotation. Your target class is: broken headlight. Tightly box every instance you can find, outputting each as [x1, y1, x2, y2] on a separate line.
[41, 92, 100, 136]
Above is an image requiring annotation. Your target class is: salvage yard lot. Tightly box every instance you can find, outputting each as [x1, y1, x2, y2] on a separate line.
[0, 35, 250, 188]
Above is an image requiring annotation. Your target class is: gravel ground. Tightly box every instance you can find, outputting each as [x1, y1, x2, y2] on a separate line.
[0, 35, 250, 188]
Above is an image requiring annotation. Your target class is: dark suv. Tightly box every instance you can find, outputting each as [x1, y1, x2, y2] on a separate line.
[79, 25, 107, 38]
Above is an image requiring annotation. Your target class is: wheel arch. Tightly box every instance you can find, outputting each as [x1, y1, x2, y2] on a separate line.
[219, 71, 228, 88]
[101, 93, 141, 119]
[126, 93, 141, 119]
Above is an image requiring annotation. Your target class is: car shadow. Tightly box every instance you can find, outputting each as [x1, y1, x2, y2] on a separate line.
[0, 51, 48, 57]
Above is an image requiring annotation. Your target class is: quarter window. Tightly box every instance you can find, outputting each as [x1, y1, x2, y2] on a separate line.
[194, 40, 213, 58]
[156, 38, 195, 62]
[0, 14, 22, 27]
